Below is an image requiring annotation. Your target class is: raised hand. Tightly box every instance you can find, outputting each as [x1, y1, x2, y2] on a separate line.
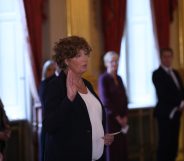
[66, 69, 78, 101]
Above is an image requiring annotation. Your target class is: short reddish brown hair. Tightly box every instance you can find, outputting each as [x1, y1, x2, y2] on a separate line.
[53, 36, 92, 71]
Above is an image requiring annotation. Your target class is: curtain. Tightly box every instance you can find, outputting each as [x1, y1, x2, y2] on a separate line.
[153, 0, 178, 49]
[102, 0, 126, 54]
[23, 0, 45, 87]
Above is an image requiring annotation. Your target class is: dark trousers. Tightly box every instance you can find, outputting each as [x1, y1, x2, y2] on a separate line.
[39, 128, 45, 161]
[157, 117, 180, 161]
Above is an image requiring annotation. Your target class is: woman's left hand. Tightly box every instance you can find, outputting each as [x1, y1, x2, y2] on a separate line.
[66, 69, 78, 101]
[102, 134, 114, 146]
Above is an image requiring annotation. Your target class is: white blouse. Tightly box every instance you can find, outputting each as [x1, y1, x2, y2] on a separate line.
[79, 88, 104, 161]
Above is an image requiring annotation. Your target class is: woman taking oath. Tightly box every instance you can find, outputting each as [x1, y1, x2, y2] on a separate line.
[43, 36, 113, 161]
[98, 51, 129, 161]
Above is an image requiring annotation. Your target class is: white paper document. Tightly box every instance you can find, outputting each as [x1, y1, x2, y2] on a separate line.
[169, 101, 184, 119]
[109, 125, 129, 136]
[169, 107, 178, 119]
[179, 100, 184, 109]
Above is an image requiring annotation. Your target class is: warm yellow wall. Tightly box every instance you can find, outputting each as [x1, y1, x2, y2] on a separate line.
[43, 0, 67, 58]
[49, 0, 67, 53]
[170, 10, 179, 68]
[178, 0, 184, 68]
[66, 0, 104, 87]
[43, 0, 103, 87]
[172, 1, 184, 160]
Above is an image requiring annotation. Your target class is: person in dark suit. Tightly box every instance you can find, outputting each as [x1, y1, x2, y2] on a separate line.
[43, 36, 114, 161]
[38, 60, 57, 161]
[39, 60, 58, 106]
[0, 99, 11, 161]
[152, 48, 184, 161]
[39, 60, 57, 106]
[98, 51, 129, 161]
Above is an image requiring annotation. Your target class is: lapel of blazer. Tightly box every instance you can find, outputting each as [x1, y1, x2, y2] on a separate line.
[159, 66, 180, 90]
[173, 70, 183, 89]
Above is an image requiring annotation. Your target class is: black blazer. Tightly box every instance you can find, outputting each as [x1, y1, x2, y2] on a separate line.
[38, 74, 56, 108]
[43, 71, 106, 161]
[0, 99, 10, 152]
[152, 66, 184, 119]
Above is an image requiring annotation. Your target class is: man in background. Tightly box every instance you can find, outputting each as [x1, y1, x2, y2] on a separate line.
[152, 48, 184, 161]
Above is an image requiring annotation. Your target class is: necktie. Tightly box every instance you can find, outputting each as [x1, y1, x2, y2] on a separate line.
[168, 69, 180, 89]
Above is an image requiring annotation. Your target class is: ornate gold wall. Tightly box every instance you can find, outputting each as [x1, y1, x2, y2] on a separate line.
[177, 0, 184, 160]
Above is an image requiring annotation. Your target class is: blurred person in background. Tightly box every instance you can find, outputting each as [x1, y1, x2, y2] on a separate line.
[0, 99, 11, 161]
[98, 51, 129, 161]
[152, 48, 184, 161]
[38, 60, 57, 161]
[39, 60, 57, 106]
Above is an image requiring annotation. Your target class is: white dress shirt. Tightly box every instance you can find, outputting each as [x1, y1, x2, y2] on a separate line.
[79, 88, 104, 161]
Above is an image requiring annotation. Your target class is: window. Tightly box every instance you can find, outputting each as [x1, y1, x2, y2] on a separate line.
[118, 0, 160, 108]
[0, 0, 31, 120]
